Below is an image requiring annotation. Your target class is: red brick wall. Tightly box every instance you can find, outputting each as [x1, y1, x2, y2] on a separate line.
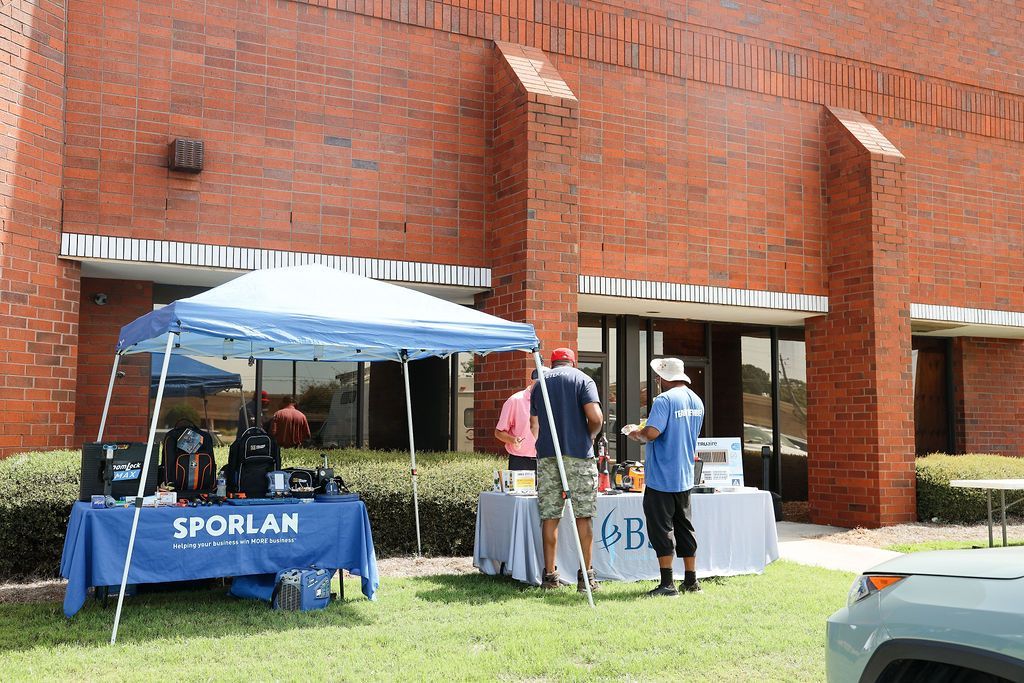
[552, 57, 827, 293]
[952, 338, 1024, 455]
[877, 125, 1024, 312]
[63, 0, 1024, 307]
[805, 109, 915, 528]
[0, 0, 81, 458]
[74, 279, 153, 444]
[63, 0, 490, 266]
[475, 42, 579, 453]
[62, 0, 1024, 303]
[274, 0, 1024, 144]
[597, 0, 1024, 95]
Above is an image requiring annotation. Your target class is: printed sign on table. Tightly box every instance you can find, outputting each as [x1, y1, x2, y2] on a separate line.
[696, 437, 744, 488]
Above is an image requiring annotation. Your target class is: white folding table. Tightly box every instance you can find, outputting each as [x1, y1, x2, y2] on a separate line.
[474, 489, 779, 585]
[949, 479, 1024, 547]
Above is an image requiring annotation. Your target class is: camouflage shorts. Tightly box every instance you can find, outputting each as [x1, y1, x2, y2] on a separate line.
[537, 456, 598, 520]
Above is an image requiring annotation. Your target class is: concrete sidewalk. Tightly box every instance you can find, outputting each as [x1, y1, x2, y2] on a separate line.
[776, 522, 902, 574]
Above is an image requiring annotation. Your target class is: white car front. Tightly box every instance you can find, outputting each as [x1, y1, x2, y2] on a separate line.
[827, 547, 1024, 682]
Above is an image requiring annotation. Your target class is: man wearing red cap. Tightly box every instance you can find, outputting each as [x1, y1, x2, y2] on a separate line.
[530, 347, 604, 592]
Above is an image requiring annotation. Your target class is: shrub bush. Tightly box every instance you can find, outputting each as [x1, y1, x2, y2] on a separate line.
[284, 449, 500, 557]
[916, 453, 1024, 523]
[0, 447, 503, 580]
[0, 450, 81, 580]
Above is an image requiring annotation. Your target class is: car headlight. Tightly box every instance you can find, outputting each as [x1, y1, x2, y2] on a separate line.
[847, 575, 906, 606]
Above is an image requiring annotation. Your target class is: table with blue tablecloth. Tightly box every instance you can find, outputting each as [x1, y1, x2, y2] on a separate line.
[60, 499, 379, 617]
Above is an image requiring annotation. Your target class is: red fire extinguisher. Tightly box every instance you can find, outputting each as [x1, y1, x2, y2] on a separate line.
[597, 434, 611, 492]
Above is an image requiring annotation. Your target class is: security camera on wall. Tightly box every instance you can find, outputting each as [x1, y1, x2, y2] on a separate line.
[93, 293, 108, 306]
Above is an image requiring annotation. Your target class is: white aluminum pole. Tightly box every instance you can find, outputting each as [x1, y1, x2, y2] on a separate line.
[533, 351, 595, 608]
[97, 353, 121, 441]
[110, 332, 175, 645]
[401, 355, 423, 556]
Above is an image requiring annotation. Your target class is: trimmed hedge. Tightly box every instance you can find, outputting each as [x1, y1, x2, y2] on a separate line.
[917, 453, 1024, 523]
[0, 448, 502, 581]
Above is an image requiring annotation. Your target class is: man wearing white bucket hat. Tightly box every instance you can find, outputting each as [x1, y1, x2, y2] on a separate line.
[626, 357, 705, 597]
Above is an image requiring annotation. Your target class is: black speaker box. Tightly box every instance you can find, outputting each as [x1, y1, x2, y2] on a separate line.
[79, 442, 159, 502]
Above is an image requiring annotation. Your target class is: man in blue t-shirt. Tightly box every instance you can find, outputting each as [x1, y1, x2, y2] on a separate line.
[530, 347, 603, 593]
[627, 357, 705, 597]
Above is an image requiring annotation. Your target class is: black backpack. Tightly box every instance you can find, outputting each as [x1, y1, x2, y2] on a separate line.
[226, 427, 281, 497]
[160, 423, 217, 496]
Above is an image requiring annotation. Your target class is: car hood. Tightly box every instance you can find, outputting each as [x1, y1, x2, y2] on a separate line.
[867, 547, 1024, 580]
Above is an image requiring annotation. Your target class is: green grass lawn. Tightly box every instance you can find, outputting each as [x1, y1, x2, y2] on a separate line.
[0, 561, 852, 682]
[886, 539, 1024, 553]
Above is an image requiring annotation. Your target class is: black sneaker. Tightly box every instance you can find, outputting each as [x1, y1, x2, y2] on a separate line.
[577, 568, 600, 593]
[540, 571, 561, 590]
[645, 583, 679, 598]
[680, 579, 702, 594]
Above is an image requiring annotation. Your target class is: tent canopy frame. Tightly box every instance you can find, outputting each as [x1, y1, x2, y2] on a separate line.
[99, 265, 595, 644]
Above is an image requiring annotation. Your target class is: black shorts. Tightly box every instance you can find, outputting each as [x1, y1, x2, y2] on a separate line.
[642, 487, 697, 558]
[507, 454, 537, 471]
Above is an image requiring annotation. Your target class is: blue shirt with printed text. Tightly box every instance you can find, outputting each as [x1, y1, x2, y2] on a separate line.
[530, 365, 601, 459]
[645, 386, 705, 492]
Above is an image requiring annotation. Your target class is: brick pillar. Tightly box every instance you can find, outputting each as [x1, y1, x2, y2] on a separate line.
[806, 108, 915, 527]
[74, 279, 154, 443]
[0, 0, 81, 457]
[474, 42, 579, 453]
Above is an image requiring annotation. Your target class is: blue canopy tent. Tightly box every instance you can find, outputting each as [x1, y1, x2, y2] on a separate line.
[149, 354, 243, 445]
[149, 354, 243, 398]
[97, 265, 594, 643]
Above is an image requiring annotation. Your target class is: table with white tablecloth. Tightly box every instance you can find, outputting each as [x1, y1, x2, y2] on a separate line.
[473, 489, 779, 585]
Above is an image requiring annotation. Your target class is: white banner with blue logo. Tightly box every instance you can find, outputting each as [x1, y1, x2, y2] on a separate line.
[474, 490, 779, 586]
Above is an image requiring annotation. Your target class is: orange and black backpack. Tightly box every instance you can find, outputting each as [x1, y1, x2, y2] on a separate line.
[160, 421, 217, 497]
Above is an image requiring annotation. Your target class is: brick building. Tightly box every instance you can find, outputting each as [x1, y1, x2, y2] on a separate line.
[3, 0, 1024, 527]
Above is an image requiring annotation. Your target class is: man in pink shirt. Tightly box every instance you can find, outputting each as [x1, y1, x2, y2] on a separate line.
[493, 369, 542, 470]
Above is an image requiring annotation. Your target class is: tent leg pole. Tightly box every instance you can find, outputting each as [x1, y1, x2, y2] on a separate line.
[402, 357, 422, 557]
[97, 354, 121, 441]
[110, 332, 175, 645]
[533, 351, 595, 608]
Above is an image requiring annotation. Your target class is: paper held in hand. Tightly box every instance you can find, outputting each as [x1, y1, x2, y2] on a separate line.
[620, 420, 647, 436]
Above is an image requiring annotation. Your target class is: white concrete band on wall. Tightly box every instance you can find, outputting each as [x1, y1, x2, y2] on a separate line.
[60, 233, 491, 289]
[578, 275, 829, 314]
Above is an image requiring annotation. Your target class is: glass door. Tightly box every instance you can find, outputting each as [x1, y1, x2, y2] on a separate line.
[578, 354, 617, 461]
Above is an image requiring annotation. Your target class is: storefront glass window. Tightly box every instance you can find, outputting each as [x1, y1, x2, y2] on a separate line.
[606, 325, 618, 460]
[741, 335, 774, 461]
[778, 339, 809, 500]
[639, 328, 649, 419]
[260, 360, 293, 435]
[578, 313, 603, 352]
[777, 340, 808, 457]
[297, 361, 359, 448]
[454, 354, 475, 452]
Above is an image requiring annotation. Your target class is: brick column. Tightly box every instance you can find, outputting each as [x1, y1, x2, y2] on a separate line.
[474, 42, 579, 453]
[806, 107, 915, 527]
[0, 0, 81, 458]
